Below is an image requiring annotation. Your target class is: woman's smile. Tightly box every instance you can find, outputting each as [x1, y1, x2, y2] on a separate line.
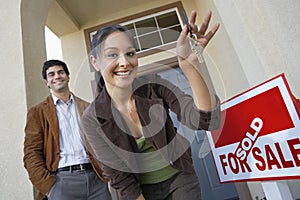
[114, 70, 132, 77]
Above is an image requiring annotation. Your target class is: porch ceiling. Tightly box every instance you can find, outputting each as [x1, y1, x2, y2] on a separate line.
[46, 0, 156, 36]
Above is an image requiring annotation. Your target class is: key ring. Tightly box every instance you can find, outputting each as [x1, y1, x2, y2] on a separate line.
[189, 34, 204, 64]
[190, 33, 198, 40]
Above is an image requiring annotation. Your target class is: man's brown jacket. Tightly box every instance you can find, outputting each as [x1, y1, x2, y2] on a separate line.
[23, 95, 107, 200]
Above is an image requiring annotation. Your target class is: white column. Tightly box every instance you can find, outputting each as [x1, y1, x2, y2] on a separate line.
[0, 0, 52, 199]
[0, 0, 33, 199]
[262, 181, 293, 200]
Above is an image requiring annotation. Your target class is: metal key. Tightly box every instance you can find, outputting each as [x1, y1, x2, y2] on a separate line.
[189, 35, 204, 64]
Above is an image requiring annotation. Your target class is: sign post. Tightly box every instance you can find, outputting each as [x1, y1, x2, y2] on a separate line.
[206, 74, 300, 198]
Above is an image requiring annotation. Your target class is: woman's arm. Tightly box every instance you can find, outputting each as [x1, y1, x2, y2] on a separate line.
[177, 10, 220, 111]
[139, 74, 220, 131]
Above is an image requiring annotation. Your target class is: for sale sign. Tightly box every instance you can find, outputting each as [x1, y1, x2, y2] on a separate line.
[207, 74, 300, 183]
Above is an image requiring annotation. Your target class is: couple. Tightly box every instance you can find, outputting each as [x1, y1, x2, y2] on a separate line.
[24, 10, 221, 200]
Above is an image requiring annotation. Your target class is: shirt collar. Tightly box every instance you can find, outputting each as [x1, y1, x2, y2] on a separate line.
[51, 93, 74, 105]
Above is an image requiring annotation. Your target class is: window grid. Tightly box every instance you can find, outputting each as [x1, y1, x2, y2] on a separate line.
[121, 8, 181, 53]
[154, 16, 164, 46]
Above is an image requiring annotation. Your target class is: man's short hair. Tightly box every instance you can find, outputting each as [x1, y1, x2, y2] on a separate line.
[42, 59, 70, 80]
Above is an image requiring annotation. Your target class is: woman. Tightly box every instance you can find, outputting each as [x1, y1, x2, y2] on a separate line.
[82, 10, 221, 200]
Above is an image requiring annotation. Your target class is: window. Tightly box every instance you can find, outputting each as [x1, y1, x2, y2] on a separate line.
[84, 2, 185, 57]
[121, 9, 182, 52]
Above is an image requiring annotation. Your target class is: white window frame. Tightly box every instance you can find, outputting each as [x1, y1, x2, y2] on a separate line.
[119, 8, 183, 53]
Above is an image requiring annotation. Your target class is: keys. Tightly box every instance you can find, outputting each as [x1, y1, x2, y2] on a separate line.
[183, 9, 204, 64]
[189, 35, 204, 64]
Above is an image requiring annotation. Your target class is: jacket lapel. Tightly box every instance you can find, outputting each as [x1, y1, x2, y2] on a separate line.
[73, 95, 87, 118]
[94, 88, 138, 151]
[43, 95, 60, 148]
[94, 86, 167, 151]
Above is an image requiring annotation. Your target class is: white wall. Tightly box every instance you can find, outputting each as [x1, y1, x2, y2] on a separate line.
[213, 0, 300, 97]
[0, 0, 31, 199]
[0, 0, 54, 199]
[1, 0, 36, 199]
[60, 31, 95, 102]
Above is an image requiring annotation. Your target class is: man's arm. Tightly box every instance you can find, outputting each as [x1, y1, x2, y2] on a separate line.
[23, 107, 56, 195]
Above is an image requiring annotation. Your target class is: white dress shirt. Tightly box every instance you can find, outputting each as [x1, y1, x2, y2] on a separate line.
[52, 93, 90, 168]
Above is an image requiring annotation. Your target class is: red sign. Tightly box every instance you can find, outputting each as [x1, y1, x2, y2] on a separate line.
[207, 74, 300, 183]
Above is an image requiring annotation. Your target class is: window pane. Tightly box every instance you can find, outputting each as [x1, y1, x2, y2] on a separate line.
[134, 38, 141, 52]
[135, 18, 158, 35]
[124, 24, 136, 37]
[139, 32, 161, 50]
[156, 11, 179, 28]
[120, 9, 182, 53]
[161, 25, 182, 44]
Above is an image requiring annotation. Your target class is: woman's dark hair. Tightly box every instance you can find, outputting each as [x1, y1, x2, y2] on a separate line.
[91, 24, 136, 58]
[90, 25, 137, 93]
[42, 59, 70, 80]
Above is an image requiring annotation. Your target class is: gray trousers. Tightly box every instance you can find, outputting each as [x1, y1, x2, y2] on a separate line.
[48, 169, 112, 200]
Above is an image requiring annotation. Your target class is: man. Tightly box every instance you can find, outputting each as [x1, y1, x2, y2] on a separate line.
[23, 60, 112, 200]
